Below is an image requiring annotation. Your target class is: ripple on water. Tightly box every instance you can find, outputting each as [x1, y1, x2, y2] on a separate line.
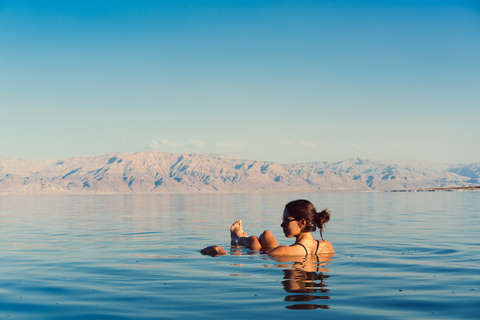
[1, 193, 479, 319]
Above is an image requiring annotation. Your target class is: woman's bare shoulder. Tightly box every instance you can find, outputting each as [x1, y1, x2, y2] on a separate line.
[266, 245, 307, 257]
[318, 240, 334, 254]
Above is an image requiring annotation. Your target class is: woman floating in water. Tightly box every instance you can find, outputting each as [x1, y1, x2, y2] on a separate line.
[201, 199, 334, 256]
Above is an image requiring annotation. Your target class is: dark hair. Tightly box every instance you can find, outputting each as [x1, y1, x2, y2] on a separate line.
[285, 199, 331, 240]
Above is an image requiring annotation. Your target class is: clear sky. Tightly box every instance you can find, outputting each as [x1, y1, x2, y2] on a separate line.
[1, 0, 479, 164]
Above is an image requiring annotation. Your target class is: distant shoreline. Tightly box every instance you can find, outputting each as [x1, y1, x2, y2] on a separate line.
[2, 186, 480, 196]
[389, 186, 480, 192]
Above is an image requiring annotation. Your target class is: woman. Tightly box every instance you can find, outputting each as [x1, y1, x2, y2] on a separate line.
[201, 199, 334, 256]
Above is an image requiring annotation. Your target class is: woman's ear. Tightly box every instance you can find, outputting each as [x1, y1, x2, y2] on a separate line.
[298, 219, 306, 228]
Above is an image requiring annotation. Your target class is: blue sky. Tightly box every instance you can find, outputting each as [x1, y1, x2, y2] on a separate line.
[1, 0, 479, 164]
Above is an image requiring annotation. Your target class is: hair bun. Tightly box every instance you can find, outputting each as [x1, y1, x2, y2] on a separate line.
[316, 209, 330, 240]
[317, 209, 330, 224]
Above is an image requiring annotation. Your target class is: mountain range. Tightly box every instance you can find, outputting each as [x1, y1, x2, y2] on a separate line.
[1, 151, 479, 193]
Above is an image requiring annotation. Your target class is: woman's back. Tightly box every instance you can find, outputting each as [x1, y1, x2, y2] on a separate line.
[293, 239, 334, 256]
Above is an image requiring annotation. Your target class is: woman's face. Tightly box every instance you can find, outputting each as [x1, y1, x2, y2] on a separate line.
[281, 208, 303, 238]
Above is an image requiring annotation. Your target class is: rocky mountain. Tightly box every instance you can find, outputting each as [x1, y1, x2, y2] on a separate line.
[0, 151, 477, 193]
[447, 163, 480, 184]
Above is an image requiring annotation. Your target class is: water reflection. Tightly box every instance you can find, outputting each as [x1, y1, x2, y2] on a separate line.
[274, 254, 333, 310]
[229, 247, 333, 310]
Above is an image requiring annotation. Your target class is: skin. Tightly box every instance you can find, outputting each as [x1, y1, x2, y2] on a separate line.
[200, 245, 227, 256]
[202, 208, 334, 257]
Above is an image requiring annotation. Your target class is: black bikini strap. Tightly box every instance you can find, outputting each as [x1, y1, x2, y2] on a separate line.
[314, 240, 320, 255]
[294, 243, 308, 256]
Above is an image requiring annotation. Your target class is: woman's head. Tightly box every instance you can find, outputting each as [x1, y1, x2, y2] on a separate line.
[284, 199, 330, 240]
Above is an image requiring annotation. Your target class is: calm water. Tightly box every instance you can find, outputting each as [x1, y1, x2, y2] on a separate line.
[0, 192, 479, 319]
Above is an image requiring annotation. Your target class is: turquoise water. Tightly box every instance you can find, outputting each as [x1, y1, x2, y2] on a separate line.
[0, 192, 479, 319]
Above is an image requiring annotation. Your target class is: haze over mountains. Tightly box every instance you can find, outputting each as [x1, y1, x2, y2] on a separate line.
[0, 151, 479, 193]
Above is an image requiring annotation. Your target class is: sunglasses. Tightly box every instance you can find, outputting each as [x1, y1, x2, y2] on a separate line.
[281, 217, 297, 225]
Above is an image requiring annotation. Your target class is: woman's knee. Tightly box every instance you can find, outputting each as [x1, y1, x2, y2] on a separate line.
[259, 230, 273, 241]
[248, 235, 262, 250]
[259, 230, 279, 250]
[249, 235, 259, 244]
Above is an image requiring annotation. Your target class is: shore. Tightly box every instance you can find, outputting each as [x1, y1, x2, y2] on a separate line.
[389, 186, 480, 192]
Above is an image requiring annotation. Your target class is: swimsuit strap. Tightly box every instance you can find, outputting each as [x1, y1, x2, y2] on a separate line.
[314, 240, 320, 255]
[292, 242, 308, 256]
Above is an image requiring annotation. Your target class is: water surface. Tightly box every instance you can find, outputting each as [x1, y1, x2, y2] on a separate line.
[1, 192, 479, 319]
